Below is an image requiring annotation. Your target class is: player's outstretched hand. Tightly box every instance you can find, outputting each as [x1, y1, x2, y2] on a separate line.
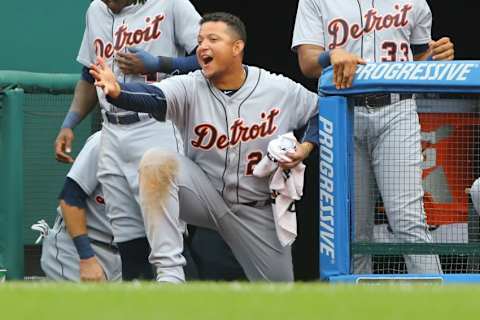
[54, 128, 75, 163]
[330, 48, 366, 90]
[90, 57, 121, 98]
[79, 256, 106, 282]
[116, 47, 160, 74]
[278, 142, 314, 170]
[430, 37, 454, 61]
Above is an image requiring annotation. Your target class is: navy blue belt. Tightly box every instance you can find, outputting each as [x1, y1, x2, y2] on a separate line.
[105, 112, 152, 125]
[353, 93, 412, 108]
[241, 199, 274, 207]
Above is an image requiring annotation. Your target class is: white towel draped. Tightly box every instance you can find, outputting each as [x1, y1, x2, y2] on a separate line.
[253, 132, 305, 247]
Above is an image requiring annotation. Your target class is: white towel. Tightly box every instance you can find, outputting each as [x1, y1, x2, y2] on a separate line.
[253, 132, 305, 247]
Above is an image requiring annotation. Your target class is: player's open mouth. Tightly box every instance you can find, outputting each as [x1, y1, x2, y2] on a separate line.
[200, 55, 214, 66]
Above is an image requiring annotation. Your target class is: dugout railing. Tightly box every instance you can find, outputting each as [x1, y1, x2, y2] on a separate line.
[318, 61, 480, 283]
[0, 71, 99, 279]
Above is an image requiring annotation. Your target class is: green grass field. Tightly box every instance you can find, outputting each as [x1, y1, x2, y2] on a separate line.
[1, 282, 479, 320]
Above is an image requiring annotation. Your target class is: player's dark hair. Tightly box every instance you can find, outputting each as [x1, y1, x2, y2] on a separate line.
[200, 12, 247, 43]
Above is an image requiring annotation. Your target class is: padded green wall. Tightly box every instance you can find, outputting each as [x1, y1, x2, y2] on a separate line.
[0, 1, 89, 73]
[22, 94, 93, 244]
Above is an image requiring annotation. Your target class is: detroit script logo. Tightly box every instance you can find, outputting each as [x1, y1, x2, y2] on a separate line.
[191, 109, 280, 150]
[94, 14, 165, 58]
[327, 4, 413, 49]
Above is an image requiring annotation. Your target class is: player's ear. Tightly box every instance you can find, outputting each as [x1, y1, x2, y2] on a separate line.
[232, 39, 245, 57]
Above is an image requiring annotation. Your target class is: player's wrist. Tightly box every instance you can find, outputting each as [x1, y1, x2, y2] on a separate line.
[110, 82, 122, 99]
[300, 142, 315, 157]
[317, 51, 331, 68]
[142, 55, 162, 73]
[80, 256, 97, 263]
[130, 47, 162, 73]
[73, 234, 95, 260]
[155, 56, 171, 73]
[61, 111, 82, 129]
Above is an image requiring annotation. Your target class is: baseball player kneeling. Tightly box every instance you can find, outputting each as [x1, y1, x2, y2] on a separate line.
[39, 132, 121, 282]
[89, 12, 319, 281]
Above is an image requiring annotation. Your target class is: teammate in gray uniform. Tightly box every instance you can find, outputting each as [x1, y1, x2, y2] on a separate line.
[54, 0, 201, 281]
[90, 12, 319, 281]
[42, 132, 122, 282]
[292, 0, 454, 273]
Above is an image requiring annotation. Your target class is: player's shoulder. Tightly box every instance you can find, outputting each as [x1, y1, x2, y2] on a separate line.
[86, 0, 104, 12]
[75, 131, 102, 161]
[410, 0, 430, 9]
[189, 69, 207, 81]
[140, 0, 172, 10]
[411, 0, 429, 4]
[250, 66, 302, 89]
[66, 131, 101, 193]
[168, 70, 204, 83]
[140, 0, 188, 14]
[154, 70, 203, 91]
[298, 0, 325, 8]
[177, 69, 210, 85]
[85, 0, 108, 17]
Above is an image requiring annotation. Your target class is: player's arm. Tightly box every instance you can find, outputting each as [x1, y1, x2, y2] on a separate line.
[296, 44, 326, 79]
[413, 38, 454, 61]
[60, 177, 105, 282]
[411, 0, 453, 62]
[54, 68, 98, 163]
[116, 47, 200, 75]
[90, 58, 169, 119]
[278, 114, 318, 170]
[297, 45, 366, 89]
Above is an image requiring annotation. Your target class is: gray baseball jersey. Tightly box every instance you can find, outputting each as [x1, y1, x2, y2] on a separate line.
[139, 66, 318, 281]
[156, 67, 318, 203]
[41, 132, 122, 281]
[292, 0, 432, 62]
[78, 0, 201, 113]
[292, 0, 441, 274]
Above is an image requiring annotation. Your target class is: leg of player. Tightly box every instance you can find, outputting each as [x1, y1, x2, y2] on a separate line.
[98, 117, 184, 281]
[41, 216, 122, 281]
[98, 169, 154, 280]
[139, 149, 294, 282]
[189, 227, 246, 281]
[352, 108, 376, 273]
[41, 217, 84, 281]
[138, 150, 186, 283]
[97, 131, 155, 280]
[373, 102, 442, 274]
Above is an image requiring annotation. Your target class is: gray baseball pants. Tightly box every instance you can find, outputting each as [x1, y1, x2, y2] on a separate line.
[140, 150, 294, 282]
[352, 99, 442, 274]
[40, 216, 122, 281]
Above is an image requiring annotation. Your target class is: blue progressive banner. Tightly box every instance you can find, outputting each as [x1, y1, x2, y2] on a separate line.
[317, 96, 353, 279]
[319, 61, 480, 95]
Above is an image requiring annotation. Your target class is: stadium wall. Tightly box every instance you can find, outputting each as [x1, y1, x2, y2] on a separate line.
[0, 1, 89, 73]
